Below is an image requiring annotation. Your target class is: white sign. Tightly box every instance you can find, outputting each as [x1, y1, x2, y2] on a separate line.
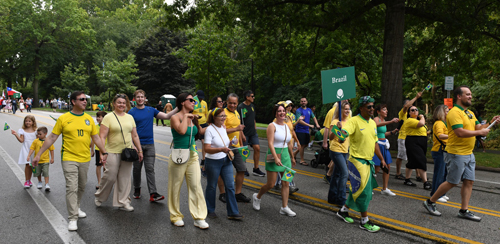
[445, 76, 454, 91]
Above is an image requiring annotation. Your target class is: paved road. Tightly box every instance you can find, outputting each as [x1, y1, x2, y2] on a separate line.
[1, 110, 499, 243]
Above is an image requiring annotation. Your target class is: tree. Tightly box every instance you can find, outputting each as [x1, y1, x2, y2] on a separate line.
[93, 53, 138, 97]
[56, 61, 91, 96]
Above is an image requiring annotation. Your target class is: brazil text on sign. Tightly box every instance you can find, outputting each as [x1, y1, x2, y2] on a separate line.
[321, 66, 356, 104]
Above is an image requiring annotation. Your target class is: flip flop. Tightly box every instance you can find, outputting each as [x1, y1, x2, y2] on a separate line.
[300, 161, 309, 166]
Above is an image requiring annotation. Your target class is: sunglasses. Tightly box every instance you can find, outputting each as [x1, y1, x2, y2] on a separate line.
[76, 98, 87, 101]
[366, 105, 374, 110]
[250, 95, 255, 98]
[187, 98, 195, 103]
[217, 100, 223, 103]
[410, 109, 418, 112]
[464, 110, 473, 119]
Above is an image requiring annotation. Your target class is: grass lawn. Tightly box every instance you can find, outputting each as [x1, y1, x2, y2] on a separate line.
[256, 122, 269, 128]
[33, 107, 98, 116]
[257, 129, 267, 138]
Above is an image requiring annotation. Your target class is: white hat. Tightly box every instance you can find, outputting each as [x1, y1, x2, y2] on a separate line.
[285, 100, 293, 106]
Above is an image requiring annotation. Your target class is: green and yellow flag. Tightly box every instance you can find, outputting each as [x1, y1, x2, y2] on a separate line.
[332, 124, 347, 140]
[4, 122, 10, 131]
[425, 83, 433, 91]
[241, 108, 248, 119]
[281, 166, 296, 182]
[193, 96, 201, 110]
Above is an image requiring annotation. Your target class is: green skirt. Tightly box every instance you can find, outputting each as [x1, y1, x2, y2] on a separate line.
[265, 147, 291, 172]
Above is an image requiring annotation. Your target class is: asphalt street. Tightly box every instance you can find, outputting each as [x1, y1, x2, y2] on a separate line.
[1, 109, 499, 243]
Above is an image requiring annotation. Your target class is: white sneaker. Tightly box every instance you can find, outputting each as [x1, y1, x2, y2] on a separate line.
[381, 188, 396, 196]
[78, 208, 87, 218]
[194, 220, 209, 229]
[118, 204, 134, 212]
[437, 196, 447, 203]
[94, 198, 102, 207]
[252, 193, 261, 210]
[280, 206, 296, 217]
[173, 220, 184, 227]
[68, 220, 77, 231]
[443, 195, 450, 201]
[37, 182, 43, 189]
[45, 184, 50, 192]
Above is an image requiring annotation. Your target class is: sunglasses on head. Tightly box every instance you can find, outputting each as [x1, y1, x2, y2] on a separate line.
[410, 109, 418, 112]
[115, 94, 126, 99]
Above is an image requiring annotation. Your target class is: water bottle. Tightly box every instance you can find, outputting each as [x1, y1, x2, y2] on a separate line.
[231, 136, 238, 146]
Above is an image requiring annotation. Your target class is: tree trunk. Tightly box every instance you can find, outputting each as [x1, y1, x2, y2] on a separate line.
[381, 0, 406, 146]
[32, 56, 40, 108]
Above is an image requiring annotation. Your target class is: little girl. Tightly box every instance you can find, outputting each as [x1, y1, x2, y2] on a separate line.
[12, 115, 38, 188]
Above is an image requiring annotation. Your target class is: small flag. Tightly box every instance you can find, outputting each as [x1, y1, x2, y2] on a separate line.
[239, 147, 250, 161]
[4, 122, 10, 131]
[332, 124, 346, 140]
[281, 166, 296, 182]
[425, 83, 433, 91]
[241, 108, 248, 119]
[193, 96, 201, 110]
[191, 143, 198, 152]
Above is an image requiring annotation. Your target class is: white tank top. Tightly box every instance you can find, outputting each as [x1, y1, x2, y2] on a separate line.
[272, 122, 291, 148]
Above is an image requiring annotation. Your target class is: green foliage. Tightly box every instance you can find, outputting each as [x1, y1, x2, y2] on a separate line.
[93, 54, 138, 97]
[56, 61, 90, 96]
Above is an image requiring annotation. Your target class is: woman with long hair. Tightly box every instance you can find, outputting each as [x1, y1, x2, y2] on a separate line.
[404, 106, 430, 189]
[431, 105, 449, 202]
[168, 93, 209, 229]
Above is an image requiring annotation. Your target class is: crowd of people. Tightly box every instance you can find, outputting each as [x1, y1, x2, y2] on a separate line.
[7, 86, 500, 233]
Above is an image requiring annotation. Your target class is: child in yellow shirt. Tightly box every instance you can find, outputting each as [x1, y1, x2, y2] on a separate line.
[27, 127, 55, 191]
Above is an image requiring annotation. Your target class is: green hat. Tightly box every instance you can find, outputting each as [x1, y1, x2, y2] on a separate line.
[358, 96, 375, 109]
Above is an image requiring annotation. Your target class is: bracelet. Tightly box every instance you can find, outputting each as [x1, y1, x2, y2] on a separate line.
[102, 152, 108, 155]
[138, 151, 143, 153]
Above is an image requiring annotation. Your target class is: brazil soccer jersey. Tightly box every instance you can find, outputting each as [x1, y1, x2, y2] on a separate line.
[52, 112, 98, 162]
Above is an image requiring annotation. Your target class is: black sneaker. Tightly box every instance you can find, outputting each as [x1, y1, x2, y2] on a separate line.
[404, 179, 417, 187]
[227, 214, 244, 220]
[235, 193, 251, 203]
[395, 174, 405, 180]
[219, 193, 226, 203]
[253, 168, 266, 177]
[207, 212, 218, 219]
[457, 209, 481, 222]
[149, 193, 165, 202]
[133, 188, 141, 199]
[422, 200, 442, 216]
[244, 170, 250, 177]
[423, 181, 431, 190]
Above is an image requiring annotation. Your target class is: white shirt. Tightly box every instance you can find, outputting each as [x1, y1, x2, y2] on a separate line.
[204, 124, 230, 160]
[272, 122, 291, 148]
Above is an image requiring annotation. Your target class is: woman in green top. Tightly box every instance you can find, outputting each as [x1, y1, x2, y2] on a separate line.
[168, 93, 208, 229]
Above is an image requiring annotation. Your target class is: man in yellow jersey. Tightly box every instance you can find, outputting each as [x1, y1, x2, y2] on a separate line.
[424, 85, 499, 221]
[223, 93, 250, 202]
[32, 91, 108, 231]
[337, 96, 387, 233]
[194, 90, 209, 171]
[395, 92, 422, 180]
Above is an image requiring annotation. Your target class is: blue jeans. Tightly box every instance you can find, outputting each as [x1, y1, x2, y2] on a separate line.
[328, 151, 348, 205]
[205, 157, 239, 216]
[431, 149, 447, 197]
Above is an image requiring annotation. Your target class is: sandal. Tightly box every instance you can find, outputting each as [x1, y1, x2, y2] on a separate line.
[395, 174, 405, 180]
[300, 161, 309, 166]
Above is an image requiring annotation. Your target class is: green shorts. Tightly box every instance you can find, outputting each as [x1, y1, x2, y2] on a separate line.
[34, 163, 50, 177]
[265, 147, 291, 172]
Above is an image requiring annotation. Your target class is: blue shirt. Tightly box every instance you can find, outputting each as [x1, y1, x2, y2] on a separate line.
[128, 106, 159, 145]
[295, 107, 314, 134]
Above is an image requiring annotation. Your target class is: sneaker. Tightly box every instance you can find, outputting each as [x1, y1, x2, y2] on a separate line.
[381, 188, 396, 196]
[423, 181, 431, 190]
[280, 206, 296, 217]
[94, 198, 102, 207]
[133, 188, 141, 199]
[235, 193, 251, 203]
[194, 220, 209, 229]
[201, 169, 206, 178]
[78, 208, 87, 218]
[173, 220, 184, 227]
[457, 210, 481, 222]
[416, 176, 423, 182]
[24, 181, 30, 189]
[422, 200, 442, 216]
[207, 212, 218, 219]
[45, 184, 51, 192]
[443, 195, 450, 201]
[68, 220, 78, 231]
[149, 193, 165, 202]
[119, 204, 134, 212]
[437, 196, 447, 203]
[227, 214, 244, 220]
[395, 174, 405, 180]
[359, 220, 381, 233]
[244, 170, 250, 177]
[336, 210, 354, 224]
[273, 184, 282, 191]
[252, 193, 261, 210]
[253, 168, 266, 177]
[323, 175, 331, 184]
[219, 193, 226, 203]
[29, 180, 33, 186]
[37, 182, 43, 189]
[306, 146, 313, 151]
[289, 186, 299, 194]
[404, 179, 417, 187]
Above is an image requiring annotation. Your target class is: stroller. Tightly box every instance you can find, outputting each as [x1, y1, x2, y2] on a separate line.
[309, 128, 330, 168]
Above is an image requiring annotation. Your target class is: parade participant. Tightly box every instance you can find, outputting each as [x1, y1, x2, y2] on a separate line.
[424, 86, 499, 221]
[155, 100, 166, 126]
[12, 115, 37, 188]
[373, 104, 399, 196]
[98, 102, 105, 111]
[32, 91, 108, 231]
[12, 98, 17, 114]
[27, 127, 55, 191]
[19, 97, 25, 112]
[95, 94, 143, 212]
[90, 111, 107, 189]
[403, 106, 430, 189]
[168, 93, 209, 229]
[336, 96, 386, 233]
[204, 108, 244, 220]
[194, 90, 209, 169]
[395, 92, 422, 180]
[26, 97, 32, 112]
[295, 97, 320, 166]
[253, 103, 297, 217]
[238, 90, 265, 177]
[430, 105, 449, 202]
[129, 90, 171, 201]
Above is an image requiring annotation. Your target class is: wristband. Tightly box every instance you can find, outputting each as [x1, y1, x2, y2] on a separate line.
[137, 151, 143, 153]
[102, 152, 108, 155]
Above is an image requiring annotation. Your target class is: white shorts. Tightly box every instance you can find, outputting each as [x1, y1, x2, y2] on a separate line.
[397, 139, 407, 161]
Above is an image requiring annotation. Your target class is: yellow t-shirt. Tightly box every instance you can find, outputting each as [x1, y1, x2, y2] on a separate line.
[30, 138, 55, 164]
[193, 100, 209, 124]
[224, 108, 241, 147]
[52, 112, 98, 162]
[404, 117, 427, 136]
[398, 108, 408, 139]
[329, 119, 349, 153]
[101, 113, 136, 154]
[446, 105, 479, 155]
[432, 120, 448, 152]
[342, 115, 377, 160]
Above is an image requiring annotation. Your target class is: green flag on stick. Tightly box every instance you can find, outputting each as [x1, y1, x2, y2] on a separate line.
[281, 166, 296, 182]
[425, 83, 433, 91]
[4, 122, 10, 131]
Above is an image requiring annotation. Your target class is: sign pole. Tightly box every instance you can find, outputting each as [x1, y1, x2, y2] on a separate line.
[338, 101, 342, 121]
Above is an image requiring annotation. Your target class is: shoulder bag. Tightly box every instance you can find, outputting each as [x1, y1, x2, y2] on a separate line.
[266, 123, 287, 163]
[113, 112, 139, 162]
[170, 119, 194, 164]
[211, 124, 234, 161]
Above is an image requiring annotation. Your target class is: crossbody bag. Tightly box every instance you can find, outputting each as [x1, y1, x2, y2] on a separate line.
[266, 123, 287, 163]
[211, 124, 234, 161]
[113, 112, 139, 162]
[170, 120, 194, 164]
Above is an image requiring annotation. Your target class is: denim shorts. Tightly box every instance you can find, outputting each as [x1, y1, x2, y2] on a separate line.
[243, 133, 260, 146]
[444, 152, 476, 184]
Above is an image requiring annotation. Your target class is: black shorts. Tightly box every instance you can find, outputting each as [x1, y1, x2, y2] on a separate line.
[199, 123, 209, 140]
[296, 132, 310, 146]
[95, 150, 102, 166]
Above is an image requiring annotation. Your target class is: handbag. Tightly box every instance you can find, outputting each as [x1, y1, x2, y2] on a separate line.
[211, 124, 234, 161]
[113, 112, 139, 162]
[170, 120, 194, 164]
[266, 123, 287, 163]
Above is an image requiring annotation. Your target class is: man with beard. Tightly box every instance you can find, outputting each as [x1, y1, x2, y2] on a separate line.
[295, 97, 319, 166]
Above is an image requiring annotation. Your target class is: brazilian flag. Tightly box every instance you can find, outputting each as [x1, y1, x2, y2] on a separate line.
[425, 83, 433, 91]
[281, 166, 296, 182]
[193, 96, 201, 110]
[332, 124, 346, 140]
[241, 108, 248, 119]
[238, 146, 250, 161]
[345, 157, 378, 213]
[4, 122, 10, 131]
[190, 143, 198, 152]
